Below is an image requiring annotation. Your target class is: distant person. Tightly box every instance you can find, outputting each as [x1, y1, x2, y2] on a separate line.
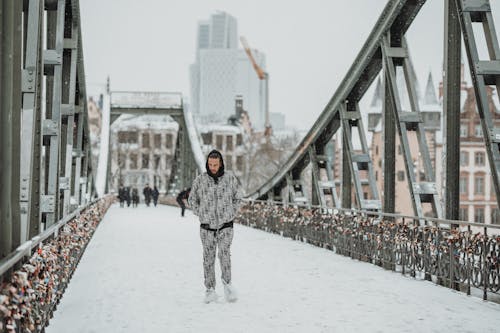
[125, 187, 131, 207]
[118, 186, 125, 207]
[143, 184, 152, 207]
[176, 188, 191, 217]
[152, 186, 160, 207]
[189, 150, 242, 304]
[132, 188, 139, 207]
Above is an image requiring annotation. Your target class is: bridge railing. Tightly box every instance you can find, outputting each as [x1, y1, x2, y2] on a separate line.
[0, 196, 114, 333]
[235, 200, 500, 303]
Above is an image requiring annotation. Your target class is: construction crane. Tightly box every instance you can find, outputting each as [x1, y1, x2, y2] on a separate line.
[240, 36, 271, 137]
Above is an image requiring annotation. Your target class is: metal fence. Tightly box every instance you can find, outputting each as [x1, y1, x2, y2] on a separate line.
[235, 200, 500, 303]
[0, 196, 114, 333]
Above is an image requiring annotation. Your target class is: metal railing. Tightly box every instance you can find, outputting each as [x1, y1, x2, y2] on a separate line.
[235, 200, 500, 303]
[0, 196, 114, 333]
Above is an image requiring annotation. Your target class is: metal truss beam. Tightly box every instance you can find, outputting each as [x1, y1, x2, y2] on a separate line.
[1, 0, 22, 259]
[248, 0, 427, 202]
[340, 102, 381, 210]
[456, 0, 500, 208]
[1, 0, 95, 260]
[382, 35, 443, 220]
[444, 0, 462, 221]
[309, 143, 340, 208]
[20, 0, 43, 242]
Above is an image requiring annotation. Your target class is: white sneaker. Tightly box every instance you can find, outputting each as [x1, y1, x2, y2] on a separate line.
[223, 282, 238, 302]
[204, 288, 217, 304]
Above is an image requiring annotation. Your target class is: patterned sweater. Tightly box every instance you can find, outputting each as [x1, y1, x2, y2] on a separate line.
[188, 172, 242, 228]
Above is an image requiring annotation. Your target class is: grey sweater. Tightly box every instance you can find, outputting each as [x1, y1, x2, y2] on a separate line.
[188, 172, 242, 228]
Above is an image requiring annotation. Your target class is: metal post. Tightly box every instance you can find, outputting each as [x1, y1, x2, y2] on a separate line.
[62, 24, 79, 215]
[383, 62, 396, 214]
[445, 0, 462, 290]
[73, 112, 84, 206]
[1, 0, 22, 258]
[444, 0, 461, 223]
[342, 131, 352, 208]
[44, 0, 65, 227]
[483, 226, 488, 301]
[20, 0, 43, 242]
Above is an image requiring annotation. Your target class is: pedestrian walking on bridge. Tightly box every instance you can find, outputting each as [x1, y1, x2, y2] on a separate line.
[189, 149, 242, 303]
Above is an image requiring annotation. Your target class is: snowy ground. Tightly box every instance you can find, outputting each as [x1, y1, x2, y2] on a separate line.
[46, 204, 500, 333]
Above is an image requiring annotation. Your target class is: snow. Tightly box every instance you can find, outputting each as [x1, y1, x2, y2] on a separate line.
[46, 204, 500, 333]
[198, 123, 243, 134]
[111, 114, 179, 131]
[111, 91, 182, 109]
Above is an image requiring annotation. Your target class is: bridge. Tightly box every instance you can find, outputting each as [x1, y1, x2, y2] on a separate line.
[1, 0, 500, 332]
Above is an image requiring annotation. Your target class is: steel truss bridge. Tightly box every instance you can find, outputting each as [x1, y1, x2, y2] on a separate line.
[1, 0, 500, 328]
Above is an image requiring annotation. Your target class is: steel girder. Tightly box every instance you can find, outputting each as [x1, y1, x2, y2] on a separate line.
[247, 0, 427, 210]
[382, 36, 443, 220]
[1, 0, 95, 260]
[1, 0, 23, 259]
[309, 143, 340, 208]
[43, 0, 93, 228]
[444, 0, 462, 221]
[456, 0, 500, 209]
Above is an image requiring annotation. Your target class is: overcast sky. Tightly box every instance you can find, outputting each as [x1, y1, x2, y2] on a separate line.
[80, 0, 500, 130]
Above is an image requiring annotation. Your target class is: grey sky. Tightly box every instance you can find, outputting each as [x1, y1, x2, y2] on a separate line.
[80, 0, 500, 130]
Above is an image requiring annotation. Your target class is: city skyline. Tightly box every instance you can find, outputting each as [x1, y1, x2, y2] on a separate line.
[189, 11, 269, 130]
[80, 0, 500, 131]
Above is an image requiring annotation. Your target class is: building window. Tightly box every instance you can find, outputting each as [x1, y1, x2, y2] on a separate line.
[474, 207, 484, 223]
[474, 175, 484, 194]
[397, 171, 405, 181]
[420, 172, 426, 181]
[459, 177, 468, 194]
[154, 154, 161, 169]
[474, 124, 482, 137]
[142, 133, 150, 148]
[236, 134, 243, 146]
[118, 153, 126, 168]
[375, 145, 379, 155]
[363, 192, 369, 200]
[226, 155, 232, 170]
[227, 136, 233, 151]
[166, 134, 173, 149]
[118, 131, 128, 143]
[142, 154, 149, 169]
[492, 209, 500, 225]
[118, 131, 138, 143]
[130, 154, 138, 169]
[459, 207, 468, 221]
[460, 151, 469, 166]
[201, 132, 212, 145]
[154, 134, 161, 149]
[460, 124, 468, 138]
[375, 171, 378, 181]
[216, 135, 223, 150]
[378, 160, 382, 168]
[236, 155, 244, 172]
[475, 152, 485, 166]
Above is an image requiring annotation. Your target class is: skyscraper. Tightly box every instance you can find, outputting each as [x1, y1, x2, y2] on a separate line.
[190, 11, 267, 130]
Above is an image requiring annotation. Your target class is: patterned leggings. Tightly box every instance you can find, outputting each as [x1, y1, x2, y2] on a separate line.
[200, 226, 234, 289]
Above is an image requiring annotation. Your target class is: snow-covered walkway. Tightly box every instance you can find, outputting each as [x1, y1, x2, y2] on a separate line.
[46, 204, 500, 333]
